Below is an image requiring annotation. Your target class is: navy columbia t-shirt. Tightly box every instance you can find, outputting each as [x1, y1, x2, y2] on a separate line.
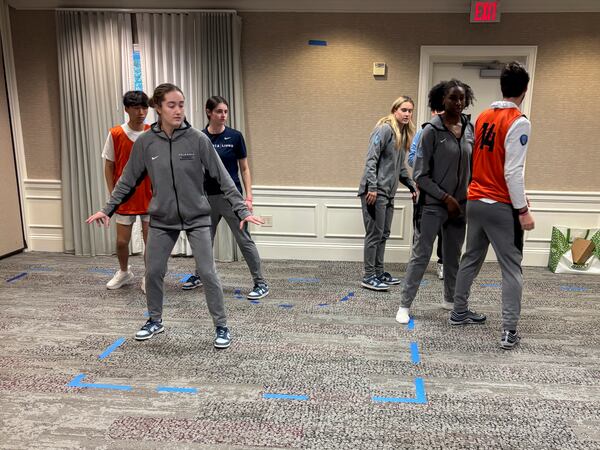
[202, 126, 247, 195]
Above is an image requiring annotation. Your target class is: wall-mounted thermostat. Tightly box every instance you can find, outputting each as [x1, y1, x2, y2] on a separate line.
[373, 62, 386, 76]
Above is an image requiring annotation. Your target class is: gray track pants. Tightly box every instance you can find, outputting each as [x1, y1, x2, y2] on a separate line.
[361, 194, 395, 278]
[194, 194, 265, 285]
[453, 200, 524, 330]
[400, 204, 466, 307]
[146, 226, 226, 327]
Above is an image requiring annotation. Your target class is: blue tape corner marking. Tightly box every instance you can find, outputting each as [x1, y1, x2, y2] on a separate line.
[99, 337, 126, 360]
[68, 373, 132, 391]
[372, 378, 427, 404]
[407, 318, 415, 330]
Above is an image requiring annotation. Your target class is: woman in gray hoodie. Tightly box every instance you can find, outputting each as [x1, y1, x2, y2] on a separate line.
[86, 83, 264, 349]
[358, 96, 417, 291]
[396, 80, 475, 324]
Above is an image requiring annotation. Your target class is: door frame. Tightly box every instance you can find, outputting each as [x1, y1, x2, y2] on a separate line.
[416, 46, 538, 126]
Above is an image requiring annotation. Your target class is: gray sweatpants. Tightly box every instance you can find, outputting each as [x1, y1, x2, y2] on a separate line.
[400, 204, 466, 307]
[361, 194, 395, 278]
[195, 194, 265, 285]
[146, 226, 226, 327]
[453, 200, 523, 330]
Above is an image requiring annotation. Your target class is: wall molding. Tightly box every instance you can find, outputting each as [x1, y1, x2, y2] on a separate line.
[19, 181, 600, 267]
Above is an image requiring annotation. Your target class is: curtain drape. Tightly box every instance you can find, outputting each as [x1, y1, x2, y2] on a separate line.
[57, 11, 133, 255]
[136, 11, 244, 261]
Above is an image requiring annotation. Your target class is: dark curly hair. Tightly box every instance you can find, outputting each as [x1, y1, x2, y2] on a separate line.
[428, 79, 475, 112]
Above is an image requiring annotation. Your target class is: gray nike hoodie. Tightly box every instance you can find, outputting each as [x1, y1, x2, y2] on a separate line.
[413, 114, 474, 207]
[102, 119, 250, 230]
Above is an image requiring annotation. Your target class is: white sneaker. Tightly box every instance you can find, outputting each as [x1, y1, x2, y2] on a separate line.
[395, 307, 411, 324]
[141, 276, 146, 294]
[106, 266, 134, 289]
[441, 300, 454, 310]
[437, 263, 444, 280]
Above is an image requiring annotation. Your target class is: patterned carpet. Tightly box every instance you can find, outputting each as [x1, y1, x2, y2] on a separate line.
[0, 252, 599, 449]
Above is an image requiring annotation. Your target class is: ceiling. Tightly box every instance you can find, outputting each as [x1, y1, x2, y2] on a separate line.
[8, 0, 600, 13]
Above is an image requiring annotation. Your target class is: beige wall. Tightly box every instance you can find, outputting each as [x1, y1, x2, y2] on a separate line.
[241, 12, 600, 190]
[0, 36, 25, 255]
[10, 8, 60, 180]
[9, 10, 600, 191]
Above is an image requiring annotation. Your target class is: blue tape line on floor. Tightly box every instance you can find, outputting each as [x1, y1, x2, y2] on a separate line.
[179, 274, 193, 283]
[263, 393, 309, 401]
[156, 386, 197, 394]
[288, 277, 320, 283]
[308, 39, 327, 46]
[250, 300, 261, 304]
[88, 268, 114, 275]
[560, 285, 587, 292]
[68, 373, 132, 391]
[348, 292, 355, 297]
[481, 283, 501, 288]
[99, 337, 126, 360]
[6, 272, 27, 283]
[143, 311, 149, 317]
[410, 342, 420, 364]
[407, 318, 415, 330]
[318, 303, 329, 307]
[279, 304, 294, 308]
[235, 289, 241, 294]
[371, 378, 427, 404]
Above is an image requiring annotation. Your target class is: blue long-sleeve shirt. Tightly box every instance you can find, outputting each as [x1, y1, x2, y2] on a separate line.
[408, 128, 423, 168]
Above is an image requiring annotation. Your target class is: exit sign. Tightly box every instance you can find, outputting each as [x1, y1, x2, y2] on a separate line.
[471, 0, 501, 23]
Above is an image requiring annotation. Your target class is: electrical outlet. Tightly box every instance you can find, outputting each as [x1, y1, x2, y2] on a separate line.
[262, 215, 273, 227]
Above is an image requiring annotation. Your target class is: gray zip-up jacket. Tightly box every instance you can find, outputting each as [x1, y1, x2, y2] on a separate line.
[413, 114, 474, 207]
[358, 123, 416, 198]
[102, 120, 250, 230]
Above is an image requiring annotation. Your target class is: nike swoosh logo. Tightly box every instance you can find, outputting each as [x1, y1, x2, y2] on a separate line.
[440, 138, 447, 143]
[152, 155, 159, 160]
[224, 137, 231, 140]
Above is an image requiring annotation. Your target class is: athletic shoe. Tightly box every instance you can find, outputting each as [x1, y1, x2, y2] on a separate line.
[361, 274, 389, 291]
[141, 276, 146, 294]
[106, 265, 134, 289]
[395, 307, 411, 324]
[377, 272, 402, 285]
[449, 309, 487, 325]
[182, 275, 202, 290]
[135, 319, 164, 341]
[500, 330, 520, 350]
[247, 283, 269, 300]
[214, 326, 231, 349]
[441, 300, 454, 311]
[436, 263, 444, 280]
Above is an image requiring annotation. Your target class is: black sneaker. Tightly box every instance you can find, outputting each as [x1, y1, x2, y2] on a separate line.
[135, 319, 164, 340]
[361, 274, 389, 291]
[449, 310, 487, 325]
[247, 283, 269, 300]
[182, 275, 202, 290]
[377, 272, 402, 285]
[214, 326, 231, 349]
[500, 330, 520, 350]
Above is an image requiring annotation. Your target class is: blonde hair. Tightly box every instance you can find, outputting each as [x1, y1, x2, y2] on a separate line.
[374, 96, 416, 151]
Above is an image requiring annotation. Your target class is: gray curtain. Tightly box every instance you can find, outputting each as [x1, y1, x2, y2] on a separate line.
[136, 11, 244, 261]
[57, 11, 133, 255]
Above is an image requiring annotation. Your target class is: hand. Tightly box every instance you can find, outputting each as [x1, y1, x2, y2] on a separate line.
[85, 211, 110, 227]
[244, 197, 253, 212]
[519, 211, 535, 231]
[411, 190, 418, 203]
[240, 214, 265, 229]
[366, 191, 377, 205]
[443, 195, 461, 219]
